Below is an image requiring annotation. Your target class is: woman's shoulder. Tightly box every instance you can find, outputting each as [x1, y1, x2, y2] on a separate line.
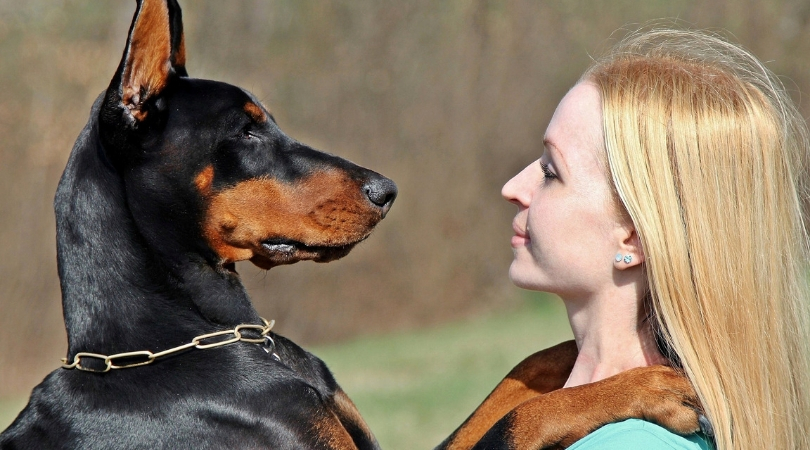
[568, 419, 714, 450]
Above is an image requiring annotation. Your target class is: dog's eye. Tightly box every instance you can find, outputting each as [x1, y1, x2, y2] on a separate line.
[241, 129, 260, 141]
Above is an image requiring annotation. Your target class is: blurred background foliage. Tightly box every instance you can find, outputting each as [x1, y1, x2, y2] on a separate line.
[1, 0, 810, 406]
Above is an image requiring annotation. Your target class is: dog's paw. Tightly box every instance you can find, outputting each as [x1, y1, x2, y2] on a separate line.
[603, 365, 702, 435]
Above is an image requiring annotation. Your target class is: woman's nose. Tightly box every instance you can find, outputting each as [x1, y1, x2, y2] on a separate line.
[502, 164, 533, 207]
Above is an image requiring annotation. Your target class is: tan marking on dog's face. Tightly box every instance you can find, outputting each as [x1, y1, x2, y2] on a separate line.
[194, 165, 214, 195]
[197, 168, 382, 268]
[244, 102, 267, 123]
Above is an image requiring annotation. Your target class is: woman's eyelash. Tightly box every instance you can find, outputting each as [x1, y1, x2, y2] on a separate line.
[540, 162, 557, 179]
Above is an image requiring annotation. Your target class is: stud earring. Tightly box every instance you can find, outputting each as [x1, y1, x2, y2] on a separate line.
[623, 254, 633, 264]
[614, 253, 622, 263]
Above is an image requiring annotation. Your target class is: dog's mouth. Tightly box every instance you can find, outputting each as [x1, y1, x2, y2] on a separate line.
[248, 238, 361, 269]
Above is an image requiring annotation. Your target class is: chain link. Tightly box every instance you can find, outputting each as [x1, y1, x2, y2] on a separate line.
[61, 318, 275, 373]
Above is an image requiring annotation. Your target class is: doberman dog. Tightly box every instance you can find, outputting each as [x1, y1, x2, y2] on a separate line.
[1, 1, 707, 449]
[1, 0, 394, 448]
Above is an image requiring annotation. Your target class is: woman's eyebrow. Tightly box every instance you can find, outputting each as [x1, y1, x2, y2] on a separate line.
[543, 137, 568, 173]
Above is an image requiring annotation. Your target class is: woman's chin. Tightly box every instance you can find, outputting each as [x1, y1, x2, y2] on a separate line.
[508, 263, 544, 291]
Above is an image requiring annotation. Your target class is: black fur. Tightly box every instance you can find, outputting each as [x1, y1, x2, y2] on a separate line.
[1, 1, 393, 448]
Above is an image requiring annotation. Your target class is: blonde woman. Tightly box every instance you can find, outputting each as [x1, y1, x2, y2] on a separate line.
[444, 29, 810, 449]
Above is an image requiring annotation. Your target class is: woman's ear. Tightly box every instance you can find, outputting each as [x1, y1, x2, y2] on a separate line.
[613, 226, 644, 270]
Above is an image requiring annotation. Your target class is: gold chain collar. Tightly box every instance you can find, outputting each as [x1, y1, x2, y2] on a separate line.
[61, 318, 276, 373]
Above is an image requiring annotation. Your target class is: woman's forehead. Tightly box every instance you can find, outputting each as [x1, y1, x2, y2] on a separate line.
[544, 82, 604, 172]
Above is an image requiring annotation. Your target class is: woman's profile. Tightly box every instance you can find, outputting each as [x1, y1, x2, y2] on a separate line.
[440, 28, 810, 450]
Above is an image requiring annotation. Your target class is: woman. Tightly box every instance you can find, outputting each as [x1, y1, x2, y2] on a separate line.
[448, 28, 810, 449]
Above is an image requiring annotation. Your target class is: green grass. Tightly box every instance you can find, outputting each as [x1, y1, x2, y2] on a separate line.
[0, 296, 572, 449]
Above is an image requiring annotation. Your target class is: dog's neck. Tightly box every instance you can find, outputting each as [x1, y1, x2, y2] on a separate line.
[55, 99, 260, 357]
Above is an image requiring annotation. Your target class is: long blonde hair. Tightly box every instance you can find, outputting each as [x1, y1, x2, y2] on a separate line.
[584, 29, 810, 449]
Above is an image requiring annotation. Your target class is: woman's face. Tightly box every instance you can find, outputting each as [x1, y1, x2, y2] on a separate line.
[502, 82, 628, 298]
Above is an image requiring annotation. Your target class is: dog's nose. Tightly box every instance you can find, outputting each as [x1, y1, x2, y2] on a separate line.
[362, 175, 397, 216]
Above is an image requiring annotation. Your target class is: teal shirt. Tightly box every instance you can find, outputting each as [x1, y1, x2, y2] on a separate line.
[568, 419, 714, 450]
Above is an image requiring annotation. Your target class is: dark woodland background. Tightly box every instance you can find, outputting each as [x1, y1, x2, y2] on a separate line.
[2, 0, 810, 397]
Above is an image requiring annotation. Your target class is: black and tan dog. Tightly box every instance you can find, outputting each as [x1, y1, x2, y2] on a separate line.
[1, 0, 393, 448]
[1, 1, 706, 448]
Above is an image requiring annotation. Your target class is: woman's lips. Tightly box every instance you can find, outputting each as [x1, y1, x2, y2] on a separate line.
[511, 221, 529, 247]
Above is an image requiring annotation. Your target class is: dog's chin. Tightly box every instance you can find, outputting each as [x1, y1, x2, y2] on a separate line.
[249, 240, 358, 269]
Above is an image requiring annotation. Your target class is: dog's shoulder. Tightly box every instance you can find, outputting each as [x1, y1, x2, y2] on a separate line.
[270, 333, 340, 393]
[3, 346, 356, 449]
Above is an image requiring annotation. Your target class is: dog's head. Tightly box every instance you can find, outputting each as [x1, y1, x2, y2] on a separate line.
[97, 0, 396, 272]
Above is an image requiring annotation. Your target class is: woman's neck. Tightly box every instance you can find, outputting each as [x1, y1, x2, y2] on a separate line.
[561, 289, 668, 388]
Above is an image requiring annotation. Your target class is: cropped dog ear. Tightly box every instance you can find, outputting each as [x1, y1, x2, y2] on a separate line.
[168, 0, 188, 77]
[102, 0, 186, 129]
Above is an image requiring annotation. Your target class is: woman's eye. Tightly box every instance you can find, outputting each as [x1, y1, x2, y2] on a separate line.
[540, 162, 557, 180]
